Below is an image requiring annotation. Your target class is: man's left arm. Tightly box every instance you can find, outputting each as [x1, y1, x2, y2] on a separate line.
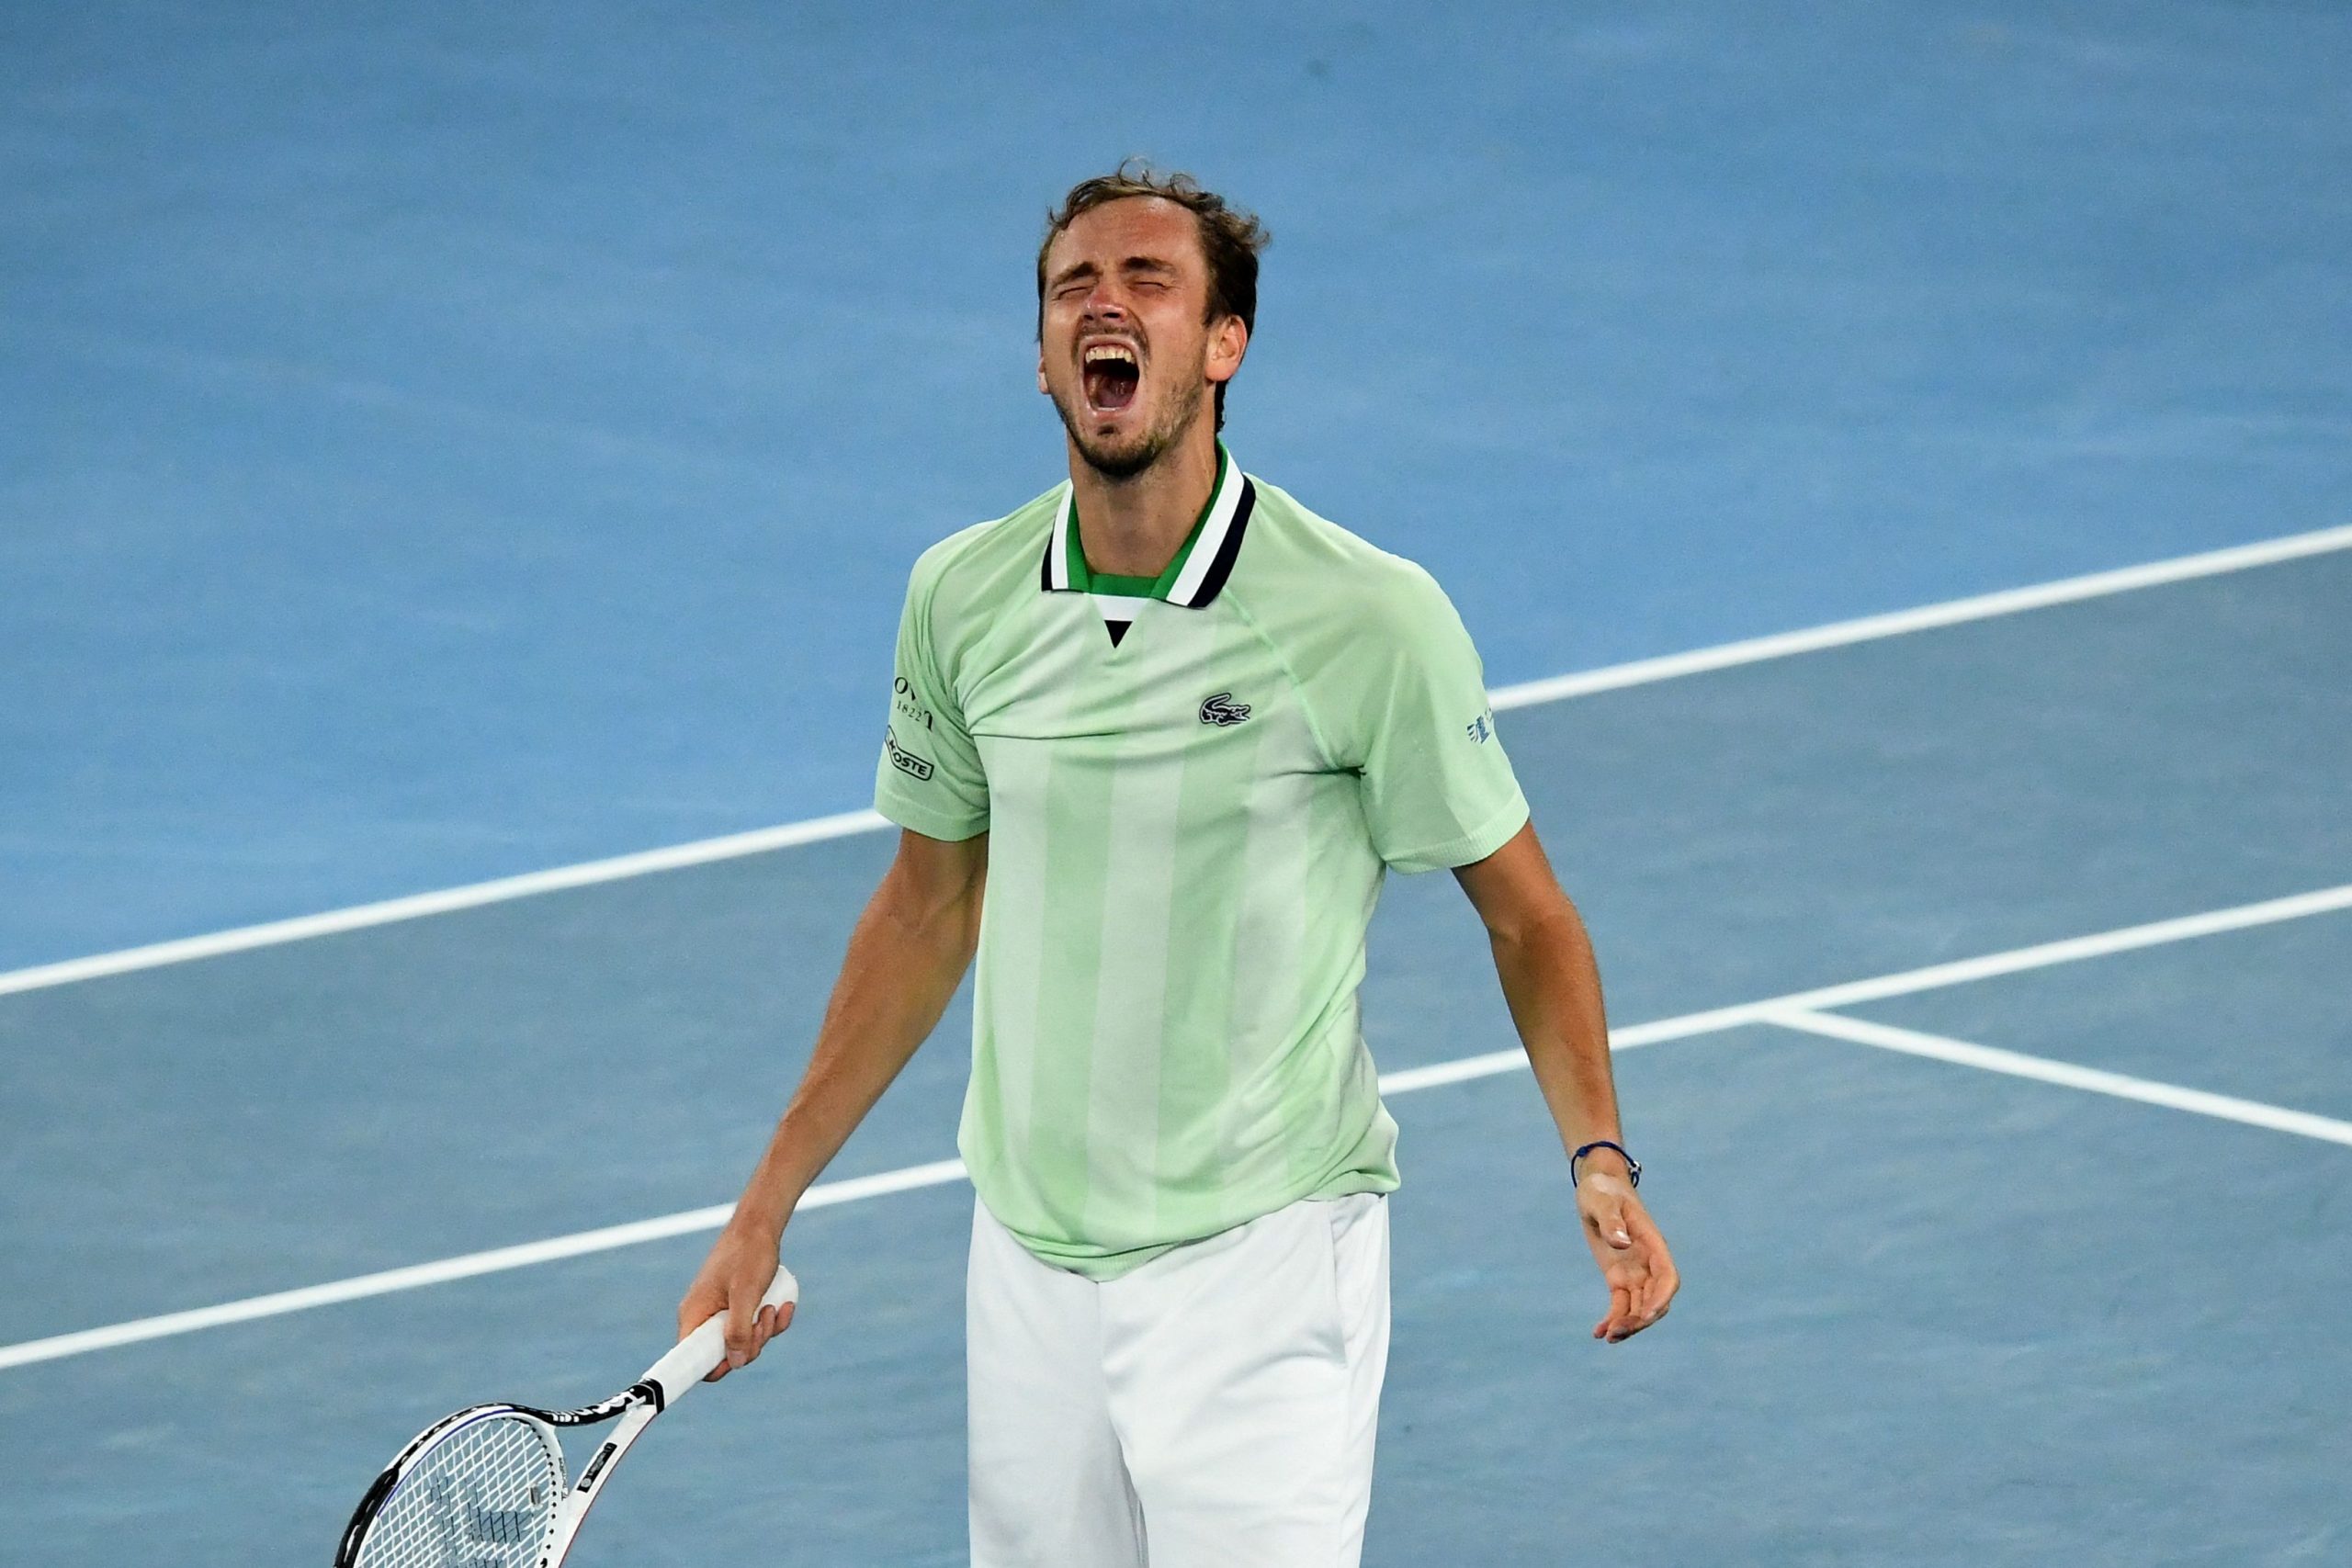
[1453, 820, 1680, 1344]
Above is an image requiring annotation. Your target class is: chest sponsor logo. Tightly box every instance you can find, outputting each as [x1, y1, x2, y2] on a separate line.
[1198, 691, 1251, 727]
[884, 726, 933, 781]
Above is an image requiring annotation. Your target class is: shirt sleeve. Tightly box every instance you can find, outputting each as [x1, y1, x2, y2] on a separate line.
[1351, 565, 1529, 873]
[872, 552, 989, 840]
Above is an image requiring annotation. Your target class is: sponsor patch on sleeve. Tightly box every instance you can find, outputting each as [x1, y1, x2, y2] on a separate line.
[884, 725, 934, 781]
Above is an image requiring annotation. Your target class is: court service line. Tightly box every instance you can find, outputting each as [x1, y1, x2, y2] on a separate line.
[1757, 1007, 2352, 1147]
[1371, 881, 2352, 1092]
[4, 879, 2345, 1375]
[0, 1161, 967, 1376]
[4, 522, 2346, 1002]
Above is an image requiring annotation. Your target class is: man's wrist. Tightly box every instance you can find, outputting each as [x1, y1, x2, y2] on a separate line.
[1569, 1138, 1639, 1187]
[725, 1201, 790, 1245]
[729, 1164, 805, 1242]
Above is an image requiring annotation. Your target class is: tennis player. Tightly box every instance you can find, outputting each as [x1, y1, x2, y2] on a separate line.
[680, 164, 1679, 1566]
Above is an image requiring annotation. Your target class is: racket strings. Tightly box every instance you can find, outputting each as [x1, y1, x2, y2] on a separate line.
[359, 1414, 565, 1568]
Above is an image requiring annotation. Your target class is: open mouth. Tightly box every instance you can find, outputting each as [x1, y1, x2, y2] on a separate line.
[1081, 342, 1141, 413]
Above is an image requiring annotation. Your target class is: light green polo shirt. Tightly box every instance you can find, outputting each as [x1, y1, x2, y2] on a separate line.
[876, 448, 1528, 1278]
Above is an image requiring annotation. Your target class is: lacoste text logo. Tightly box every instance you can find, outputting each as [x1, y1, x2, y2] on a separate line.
[1199, 692, 1251, 727]
[884, 727, 933, 780]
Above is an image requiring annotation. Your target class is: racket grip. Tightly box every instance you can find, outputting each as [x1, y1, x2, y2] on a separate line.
[645, 1263, 798, 1404]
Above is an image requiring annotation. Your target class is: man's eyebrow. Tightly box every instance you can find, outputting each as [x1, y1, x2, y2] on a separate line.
[1045, 254, 1182, 293]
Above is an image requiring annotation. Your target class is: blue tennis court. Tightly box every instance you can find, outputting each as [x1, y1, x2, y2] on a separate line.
[4, 5, 2347, 1565]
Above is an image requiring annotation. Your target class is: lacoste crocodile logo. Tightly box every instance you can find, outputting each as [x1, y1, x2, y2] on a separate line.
[1199, 692, 1251, 727]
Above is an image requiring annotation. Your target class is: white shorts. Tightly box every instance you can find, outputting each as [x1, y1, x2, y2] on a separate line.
[967, 1191, 1391, 1568]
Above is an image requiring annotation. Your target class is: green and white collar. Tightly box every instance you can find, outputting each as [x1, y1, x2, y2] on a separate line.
[1041, 445, 1257, 611]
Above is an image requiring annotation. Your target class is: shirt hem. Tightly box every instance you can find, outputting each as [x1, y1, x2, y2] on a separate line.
[1380, 789, 1531, 874]
[875, 793, 989, 842]
[971, 1151, 1405, 1283]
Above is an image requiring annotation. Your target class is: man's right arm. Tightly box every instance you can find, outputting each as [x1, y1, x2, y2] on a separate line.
[679, 826, 988, 1377]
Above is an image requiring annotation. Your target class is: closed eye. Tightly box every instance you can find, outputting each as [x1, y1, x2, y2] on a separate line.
[1046, 262, 1099, 299]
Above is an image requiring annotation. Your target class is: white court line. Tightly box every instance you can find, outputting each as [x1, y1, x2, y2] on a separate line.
[4, 522, 2346, 1001]
[1487, 522, 2352, 707]
[4, 880, 2346, 1375]
[0, 811, 888, 999]
[1760, 1006, 2352, 1147]
[1372, 882, 2352, 1089]
[0, 1161, 967, 1375]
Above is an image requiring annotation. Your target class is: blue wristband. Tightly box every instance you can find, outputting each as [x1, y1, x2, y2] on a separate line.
[1571, 1139, 1641, 1189]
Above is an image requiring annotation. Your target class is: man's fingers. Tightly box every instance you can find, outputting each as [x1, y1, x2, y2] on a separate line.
[677, 1279, 725, 1343]
[1625, 1246, 1679, 1333]
[724, 1281, 764, 1371]
[1605, 1269, 1681, 1340]
[1642, 1240, 1680, 1315]
[1629, 1262, 1662, 1319]
[1599, 1282, 1634, 1340]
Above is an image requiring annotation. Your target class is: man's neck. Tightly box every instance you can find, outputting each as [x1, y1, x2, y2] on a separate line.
[1067, 424, 1221, 579]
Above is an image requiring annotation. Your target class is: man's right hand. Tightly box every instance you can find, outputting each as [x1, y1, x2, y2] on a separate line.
[679, 1221, 796, 1382]
[673, 831, 986, 1383]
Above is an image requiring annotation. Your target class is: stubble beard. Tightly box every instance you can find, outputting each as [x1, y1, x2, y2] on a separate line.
[1052, 378, 1204, 482]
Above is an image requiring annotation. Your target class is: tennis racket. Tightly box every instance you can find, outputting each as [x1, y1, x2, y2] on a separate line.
[334, 1265, 797, 1568]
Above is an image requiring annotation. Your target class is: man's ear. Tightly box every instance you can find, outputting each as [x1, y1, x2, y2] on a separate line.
[1037, 348, 1050, 395]
[1205, 315, 1249, 387]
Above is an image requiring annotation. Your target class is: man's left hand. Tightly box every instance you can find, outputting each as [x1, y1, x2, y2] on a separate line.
[1577, 1174, 1679, 1343]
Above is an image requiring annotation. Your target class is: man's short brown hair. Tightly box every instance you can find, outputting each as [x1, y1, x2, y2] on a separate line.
[1037, 162, 1270, 431]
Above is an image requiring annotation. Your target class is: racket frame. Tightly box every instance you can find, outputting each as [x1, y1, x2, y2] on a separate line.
[336, 1265, 797, 1568]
